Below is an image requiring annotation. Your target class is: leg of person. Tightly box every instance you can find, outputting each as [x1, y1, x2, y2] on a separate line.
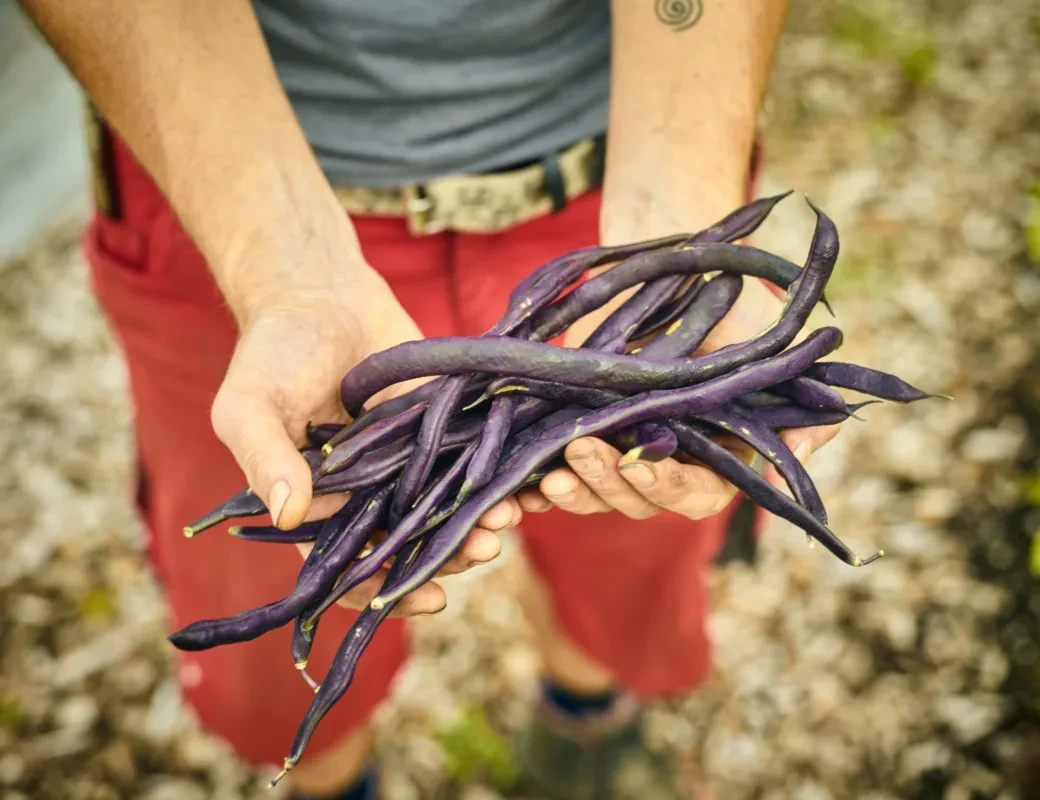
[452, 189, 741, 799]
[80, 128, 456, 797]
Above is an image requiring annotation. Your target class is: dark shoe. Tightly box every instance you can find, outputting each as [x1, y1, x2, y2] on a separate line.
[515, 693, 689, 800]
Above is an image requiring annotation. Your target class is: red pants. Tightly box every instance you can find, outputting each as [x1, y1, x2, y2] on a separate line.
[84, 136, 736, 768]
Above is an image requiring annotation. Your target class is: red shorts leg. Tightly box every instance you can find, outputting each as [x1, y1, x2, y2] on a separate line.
[452, 190, 739, 698]
[81, 139, 464, 768]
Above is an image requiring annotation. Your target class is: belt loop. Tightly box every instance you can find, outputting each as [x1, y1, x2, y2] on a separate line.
[541, 152, 567, 213]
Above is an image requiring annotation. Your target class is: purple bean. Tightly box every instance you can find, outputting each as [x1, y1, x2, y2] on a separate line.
[773, 377, 848, 413]
[319, 403, 426, 475]
[616, 423, 679, 463]
[668, 421, 880, 562]
[306, 422, 346, 448]
[629, 276, 705, 342]
[460, 395, 519, 499]
[228, 521, 325, 544]
[392, 376, 471, 519]
[804, 362, 947, 403]
[322, 380, 445, 452]
[527, 237, 821, 345]
[182, 488, 267, 538]
[304, 441, 479, 624]
[368, 328, 845, 607]
[168, 486, 393, 652]
[342, 206, 836, 416]
[634, 273, 744, 359]
[694, 406, 828, 523]
[581, 191, 797, 352]
[273, 535, 428, 785]
[748, 403, 867, 430]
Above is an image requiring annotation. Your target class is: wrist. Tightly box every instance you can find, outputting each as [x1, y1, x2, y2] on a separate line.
[210, 177, 377, 328]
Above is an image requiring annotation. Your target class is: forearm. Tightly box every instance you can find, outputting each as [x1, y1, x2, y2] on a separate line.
[19, 0, 370, 325]
[602, 0, 789, 243]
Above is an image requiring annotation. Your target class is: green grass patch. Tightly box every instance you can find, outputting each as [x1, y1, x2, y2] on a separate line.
[1026, 184, 1040, 266]
[0, 696, 23, 729]
[825, 251, 898, 298]
[436, 705, 520, 790]
[828, 4, 939, 87]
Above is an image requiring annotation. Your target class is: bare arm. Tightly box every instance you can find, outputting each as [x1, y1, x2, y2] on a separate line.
[18, 1, 516, 621]
[18, 0, 377, 322]
[534, 2, 841, 522]
[601, 0, 788, 244]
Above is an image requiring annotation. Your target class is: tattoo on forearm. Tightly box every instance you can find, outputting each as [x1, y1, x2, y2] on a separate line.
[655, 0, 703, 31]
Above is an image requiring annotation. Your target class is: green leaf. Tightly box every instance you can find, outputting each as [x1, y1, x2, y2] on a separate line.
[435, 705, 520, 790]
[1030, 530, 1040, 579]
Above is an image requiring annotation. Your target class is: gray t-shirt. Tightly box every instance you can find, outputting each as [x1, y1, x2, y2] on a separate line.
[252, 0, 611, 187]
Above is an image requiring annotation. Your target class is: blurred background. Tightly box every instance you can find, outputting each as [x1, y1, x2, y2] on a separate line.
[1, 0, 1039, 798]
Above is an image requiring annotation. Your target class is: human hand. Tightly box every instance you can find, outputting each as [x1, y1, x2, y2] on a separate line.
[209, 259, 517, 615]
[518, 276, 841, 521]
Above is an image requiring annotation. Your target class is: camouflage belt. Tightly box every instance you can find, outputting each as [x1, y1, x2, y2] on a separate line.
[332, 136, 606, 236]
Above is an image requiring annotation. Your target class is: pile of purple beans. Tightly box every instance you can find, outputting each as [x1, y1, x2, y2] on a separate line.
[172, 194, 943, 782]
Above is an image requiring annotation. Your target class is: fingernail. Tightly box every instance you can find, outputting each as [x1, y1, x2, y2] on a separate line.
[423, 603, 447, 616]
[571, 454, 603, 478]
[794, 441, 813, 464]
[269, 480, 291, 527]
[546, 490, 576, 504]
[620, 463, 655, 487]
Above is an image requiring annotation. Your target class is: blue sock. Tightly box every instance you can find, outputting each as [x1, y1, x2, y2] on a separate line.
[542, 678, 620, 719]
[291, 766, 378, 800]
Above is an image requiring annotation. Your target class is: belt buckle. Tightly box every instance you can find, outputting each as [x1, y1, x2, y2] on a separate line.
[402, 184, 446, 236]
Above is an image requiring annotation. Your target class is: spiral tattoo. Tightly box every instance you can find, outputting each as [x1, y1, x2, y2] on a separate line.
[654, 0, 703, 31]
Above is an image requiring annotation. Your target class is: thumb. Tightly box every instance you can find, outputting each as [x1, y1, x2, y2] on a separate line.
[781, 422, 842, 466]
[211, 387, 314, 530]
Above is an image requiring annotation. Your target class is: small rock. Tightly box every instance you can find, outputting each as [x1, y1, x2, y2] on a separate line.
[143, 680, 184, 745]
[174, 732, 220, 771]
[377, 768, 421, 800]
[898, 740, 953, 785]
[792, 779, 832, 800]
[99, 740, 136, 786]
[912, 487, 961, 524]
[460, 786, 506, 800]
[139, 777, 207, 800]
[55, 695, 99, 735]
[0, 753, 24, 784]
[960, 426, 1025, 463]
[10, 594, 51, 626]
[836, 641, 874, 689]
[935, 695, 1007, 744]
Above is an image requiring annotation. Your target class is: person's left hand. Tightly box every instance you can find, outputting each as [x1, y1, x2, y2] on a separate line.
[516, 272, 840, 521]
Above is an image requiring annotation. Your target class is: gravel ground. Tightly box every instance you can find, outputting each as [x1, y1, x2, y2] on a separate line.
[2, 1, 1039, 799]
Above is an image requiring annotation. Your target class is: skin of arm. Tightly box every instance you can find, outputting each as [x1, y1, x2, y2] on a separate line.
[17, 0, 516, 615]
[526, 0, 842, 521]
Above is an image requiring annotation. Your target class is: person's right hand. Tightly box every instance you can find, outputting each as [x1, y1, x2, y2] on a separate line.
[210, 261, 517, 617]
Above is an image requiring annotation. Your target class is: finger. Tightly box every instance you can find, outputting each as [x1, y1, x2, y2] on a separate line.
[476, 497, 522, 532]
[435, 527, 503, 575]
[619, 457, 738, 520]
[563, 437, 660, 520]
[517, 488, 554, 513]
[303, 493, 351, 522]
[539, 467, 613, 515]
[335, 567, 448, 617]
[779, 423, 842, 466]
[211, 386, 313, 530]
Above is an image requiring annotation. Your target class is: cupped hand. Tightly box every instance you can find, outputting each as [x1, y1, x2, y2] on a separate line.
[209, 265, 518, 615]
[519, 276, 841, 521]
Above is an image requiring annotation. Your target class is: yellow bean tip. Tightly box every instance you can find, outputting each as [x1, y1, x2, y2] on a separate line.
[321, 443, 333, 456]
